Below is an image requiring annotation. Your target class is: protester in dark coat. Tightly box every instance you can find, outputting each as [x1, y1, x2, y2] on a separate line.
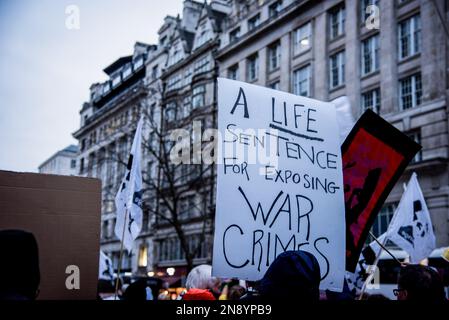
[0, 229, 40, 300]
[395, 264, 446, 301]
[256, 250, 321, 300]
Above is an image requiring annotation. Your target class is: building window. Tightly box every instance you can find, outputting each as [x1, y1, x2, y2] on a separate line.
[167, 74, 182, 91]
[228, 64, 239, 80]
[179, 195, 196, 220]
[183, 96, 192, 117]
[122, 65, 132, 79]
[248, 14, 260, 31]
[361, 0, 379, 22]
[229, 27, 240, 43]
[158, 237, 184, 262]
[192, 85, 206, 109]
[196, 22, 210, 47]
[247, 54, 259, 82]
[102, 82, 111, 95]
[329, 51, 345, 89]
[138, 245, 148, 268]
[399, 14, 421, 60]
[399, 73, 422, 110]
[165, 102, 177, 123]
[158, 240, 165, 261]
[104, 200, 114, 213]
[79, 158, 85, 174]
[408, 131, 423, 163]
[361, 88, 381, 113]
[268, 42, 281, 72]
[112, 74, 121, 88]
[293, 22, 311, 55]
[180, 164, 189, 183]
[194, 56, 210, 74]
[370, 203, 397, 239]
[168, 42, 183, 66]
[70, 159, 76, 169]
[184, 68, 193, 86]
[101, 221, 108, 240]
[160, 36, 167, 47]
[151, 65, 158, 80]
[269, 0, 282, 18]
[146, 161, 154, 182]
[329, 4, 345, 40]
[293, 65, 311, 97]
[269, 81, 280, 90]
[133, 56, 144, 70]
[361, 34, 379, 75]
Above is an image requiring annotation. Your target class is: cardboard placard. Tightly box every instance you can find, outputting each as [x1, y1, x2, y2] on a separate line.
[212, 78, 345, 291]
[0, 170, 101, 299]
[342, 110, 421, 272]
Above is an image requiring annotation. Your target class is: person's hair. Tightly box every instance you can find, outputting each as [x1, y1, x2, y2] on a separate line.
[0, 229, 40, 300]
[398, 264, 445, 301]
[228, 285, 246, 300]
[185, 264, 217, 290]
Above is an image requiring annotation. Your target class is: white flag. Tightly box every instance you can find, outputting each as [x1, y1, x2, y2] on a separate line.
[114, 117, 144, 253]
[386, 172, 435, 263]
[99, 251, 114, 280]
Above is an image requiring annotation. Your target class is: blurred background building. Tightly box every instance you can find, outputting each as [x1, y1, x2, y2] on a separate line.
[38, 144, 78, 176]
[71, 0, 449, 284]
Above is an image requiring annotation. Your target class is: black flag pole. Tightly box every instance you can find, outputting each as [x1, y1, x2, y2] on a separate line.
[368, 231, 402, 265]
[358, 231, 403, 300]
[114, 209, 128, 300]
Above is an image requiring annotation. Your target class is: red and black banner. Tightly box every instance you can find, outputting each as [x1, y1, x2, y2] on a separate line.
[343, 110, 421, 272]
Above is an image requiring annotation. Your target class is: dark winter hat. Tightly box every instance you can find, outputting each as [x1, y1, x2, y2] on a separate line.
[0, 229, 40, 300]
[258, 250, 321, 300]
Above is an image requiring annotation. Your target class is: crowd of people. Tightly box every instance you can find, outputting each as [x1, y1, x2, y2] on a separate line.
[99, 250, 447, 301]
[0, 230, 446, 301]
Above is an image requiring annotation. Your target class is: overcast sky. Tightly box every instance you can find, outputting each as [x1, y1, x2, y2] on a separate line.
[0, 0, 184, 172]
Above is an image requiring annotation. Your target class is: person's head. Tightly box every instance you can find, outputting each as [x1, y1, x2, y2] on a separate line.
[228, 285, 245, 300]
[97, 279, 117, 300]
[395, 264, 445, 301]
[122, 279, 151, 301]
[185, 264, 218, 291]
[258, 250, 321, 300]
[0, 229, 40, 300]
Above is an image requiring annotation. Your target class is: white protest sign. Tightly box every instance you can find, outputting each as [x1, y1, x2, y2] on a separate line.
[212, 78, 345, 291]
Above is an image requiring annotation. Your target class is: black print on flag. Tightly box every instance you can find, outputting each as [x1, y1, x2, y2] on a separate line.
[342, 110, 421, 272]
[397, 199, 429, 248]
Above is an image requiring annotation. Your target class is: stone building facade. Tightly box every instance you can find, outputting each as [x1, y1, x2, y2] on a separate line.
[151, 1, 228, 283]
[216, 0, 449, 246]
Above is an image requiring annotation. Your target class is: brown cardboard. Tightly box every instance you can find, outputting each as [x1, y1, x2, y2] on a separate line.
[0, 170, 101, 300]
